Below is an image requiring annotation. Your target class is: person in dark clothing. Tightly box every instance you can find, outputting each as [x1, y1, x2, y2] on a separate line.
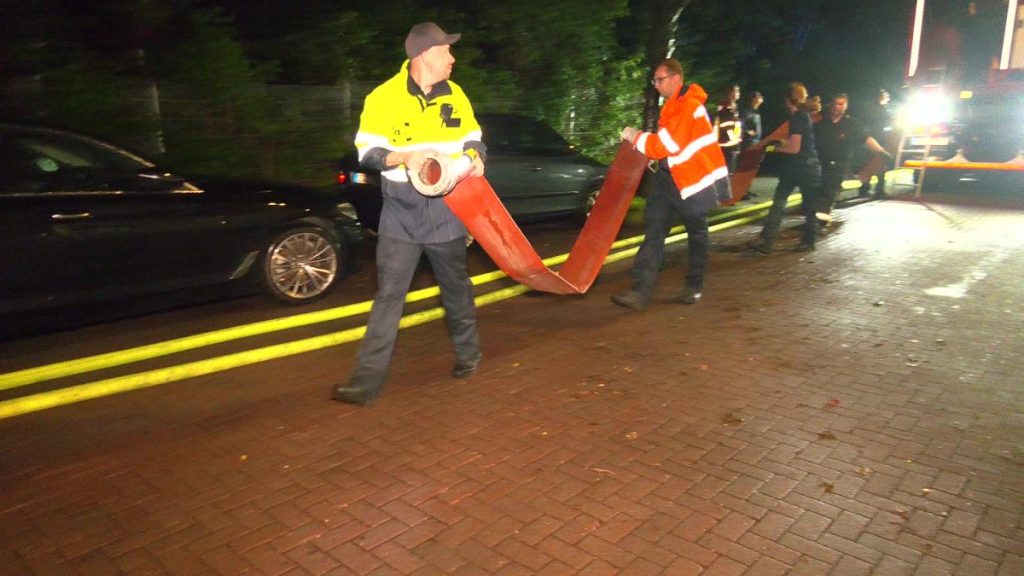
[815, 93, 892, 219]
[746, 82, 825, 254]
[741, 91, 764, 151]
[859, 88, 893, 197]
[739, 90, 764, 200]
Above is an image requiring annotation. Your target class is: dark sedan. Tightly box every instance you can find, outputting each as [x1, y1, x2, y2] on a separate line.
[0, 124, 362, 328]
[336, 113, 608, 232]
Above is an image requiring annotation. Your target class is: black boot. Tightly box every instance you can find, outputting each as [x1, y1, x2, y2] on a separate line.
[611, 290, 650, 312]
[453, 354, 482, 378]
[332, 379, 381, 406]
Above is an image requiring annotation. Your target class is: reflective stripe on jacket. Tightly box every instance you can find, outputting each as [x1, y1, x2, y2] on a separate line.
[632, 83, 728, 199]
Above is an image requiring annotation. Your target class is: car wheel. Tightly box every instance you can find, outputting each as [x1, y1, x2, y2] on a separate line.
[261, 227, 342, 304]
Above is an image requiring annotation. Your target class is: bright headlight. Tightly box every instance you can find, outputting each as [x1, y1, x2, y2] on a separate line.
[898, 91, 954, 130]
[897, 90, 950, 131]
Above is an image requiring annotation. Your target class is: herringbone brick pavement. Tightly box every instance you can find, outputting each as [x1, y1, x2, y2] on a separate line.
[1, 198, 1022, 575]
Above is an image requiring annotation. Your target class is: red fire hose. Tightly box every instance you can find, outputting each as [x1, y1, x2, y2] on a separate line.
[443, 141, 648, 294]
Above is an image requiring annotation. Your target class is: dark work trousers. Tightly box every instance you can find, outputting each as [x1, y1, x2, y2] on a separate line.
[351, 235, 480, 390]
[722, 147, 740, 175]
[631, 171, 717, 299]
[758, 160, 822, 248]
[820, 159, 848, 215]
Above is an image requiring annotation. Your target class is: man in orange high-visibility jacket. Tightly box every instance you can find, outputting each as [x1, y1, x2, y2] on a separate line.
[612, 58, 729, 312]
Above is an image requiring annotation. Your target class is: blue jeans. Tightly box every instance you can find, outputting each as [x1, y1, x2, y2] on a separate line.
[631, 177, 716, 299]
[351, 235, 480, 389]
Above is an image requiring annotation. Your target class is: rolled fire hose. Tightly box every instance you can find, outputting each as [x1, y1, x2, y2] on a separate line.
[408, 151, 466, 197]
[441, 141, 648, 294]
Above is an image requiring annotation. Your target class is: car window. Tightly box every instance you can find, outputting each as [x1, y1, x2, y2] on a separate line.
[480, 116, 573, 156]
[0, 140, 46, 194]
[522, 120, 572, 154]
[0, 130, 149, 195]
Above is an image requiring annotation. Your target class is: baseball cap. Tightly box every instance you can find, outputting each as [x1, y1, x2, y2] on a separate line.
[405, 22, 461, 59]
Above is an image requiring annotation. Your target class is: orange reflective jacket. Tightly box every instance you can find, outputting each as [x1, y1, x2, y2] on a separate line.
[631, 83, 728, 199]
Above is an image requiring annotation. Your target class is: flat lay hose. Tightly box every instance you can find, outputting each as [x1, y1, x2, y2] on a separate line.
[441, 141, 648, 294]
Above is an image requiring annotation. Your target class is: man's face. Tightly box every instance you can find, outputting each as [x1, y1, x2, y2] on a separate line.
[752, 95, 763, 109]
[420, 44, 455, 83]
[830, 97, 848, 119]
[652, 66, 681, 99]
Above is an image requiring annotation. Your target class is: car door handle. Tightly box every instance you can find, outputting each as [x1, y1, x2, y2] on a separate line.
[51, 212, 92, 221]
[529, 166, 542, 173]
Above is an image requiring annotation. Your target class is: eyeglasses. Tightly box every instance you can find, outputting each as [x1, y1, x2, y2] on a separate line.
[651, 74, 676, 86]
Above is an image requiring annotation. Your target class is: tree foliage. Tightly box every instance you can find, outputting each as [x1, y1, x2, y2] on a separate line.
[1, 0, 911, 180]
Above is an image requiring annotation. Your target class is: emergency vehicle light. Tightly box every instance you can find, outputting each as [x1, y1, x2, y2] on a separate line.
[900, 90, 954, 130]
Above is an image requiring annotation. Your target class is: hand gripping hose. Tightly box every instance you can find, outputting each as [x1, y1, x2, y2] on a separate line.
[442, 141, 647, 294]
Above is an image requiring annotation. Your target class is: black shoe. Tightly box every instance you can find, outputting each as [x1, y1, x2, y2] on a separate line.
[858, 183, 871, 198]
[795, 242, 815, 252]
[611, 290, 650, 312]
[746, 239, 772, 255]
[453, 355, 482, 378]
[874, 191, 888, 200]
[331, 381, 380, 406]
[681, 286, 703, 305]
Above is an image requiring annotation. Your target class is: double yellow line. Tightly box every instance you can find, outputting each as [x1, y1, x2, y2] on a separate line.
[0, 198, 788, 420]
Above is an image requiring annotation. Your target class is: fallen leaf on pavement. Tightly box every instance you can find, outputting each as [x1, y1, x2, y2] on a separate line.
[722, 413, 745, 425]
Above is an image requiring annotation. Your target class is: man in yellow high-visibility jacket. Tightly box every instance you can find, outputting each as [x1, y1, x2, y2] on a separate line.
[333, 22, 486, 406]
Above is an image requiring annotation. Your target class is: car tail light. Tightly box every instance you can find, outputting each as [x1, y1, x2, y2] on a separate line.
[337, 171, 371, 185]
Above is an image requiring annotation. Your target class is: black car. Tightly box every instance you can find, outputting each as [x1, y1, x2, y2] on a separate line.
[336, 113, 608, 232]
[0, 124, 362, 326]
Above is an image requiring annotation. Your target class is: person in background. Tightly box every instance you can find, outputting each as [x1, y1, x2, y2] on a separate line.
[739, 90, 764, 200]
[746, 82, 825, 254]
[815, 93, 893, 222]
[332, 22, 486, 406]
[715, 84, 743, 175]
[741, 90, 764, 151]
[859, 88, 893, 198]
[611, 58, 728, 312]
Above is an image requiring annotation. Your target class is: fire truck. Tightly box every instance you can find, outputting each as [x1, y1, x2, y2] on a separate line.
[895, 0, 1024, 192]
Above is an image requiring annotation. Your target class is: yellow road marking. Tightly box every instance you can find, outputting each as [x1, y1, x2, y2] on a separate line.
[0, 195, 795, 419]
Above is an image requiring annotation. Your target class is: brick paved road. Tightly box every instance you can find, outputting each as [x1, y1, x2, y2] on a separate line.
[1, 197, 1022, 575]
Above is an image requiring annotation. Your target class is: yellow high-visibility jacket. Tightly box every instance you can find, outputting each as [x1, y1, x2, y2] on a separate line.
[354, 60, 485, 243]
